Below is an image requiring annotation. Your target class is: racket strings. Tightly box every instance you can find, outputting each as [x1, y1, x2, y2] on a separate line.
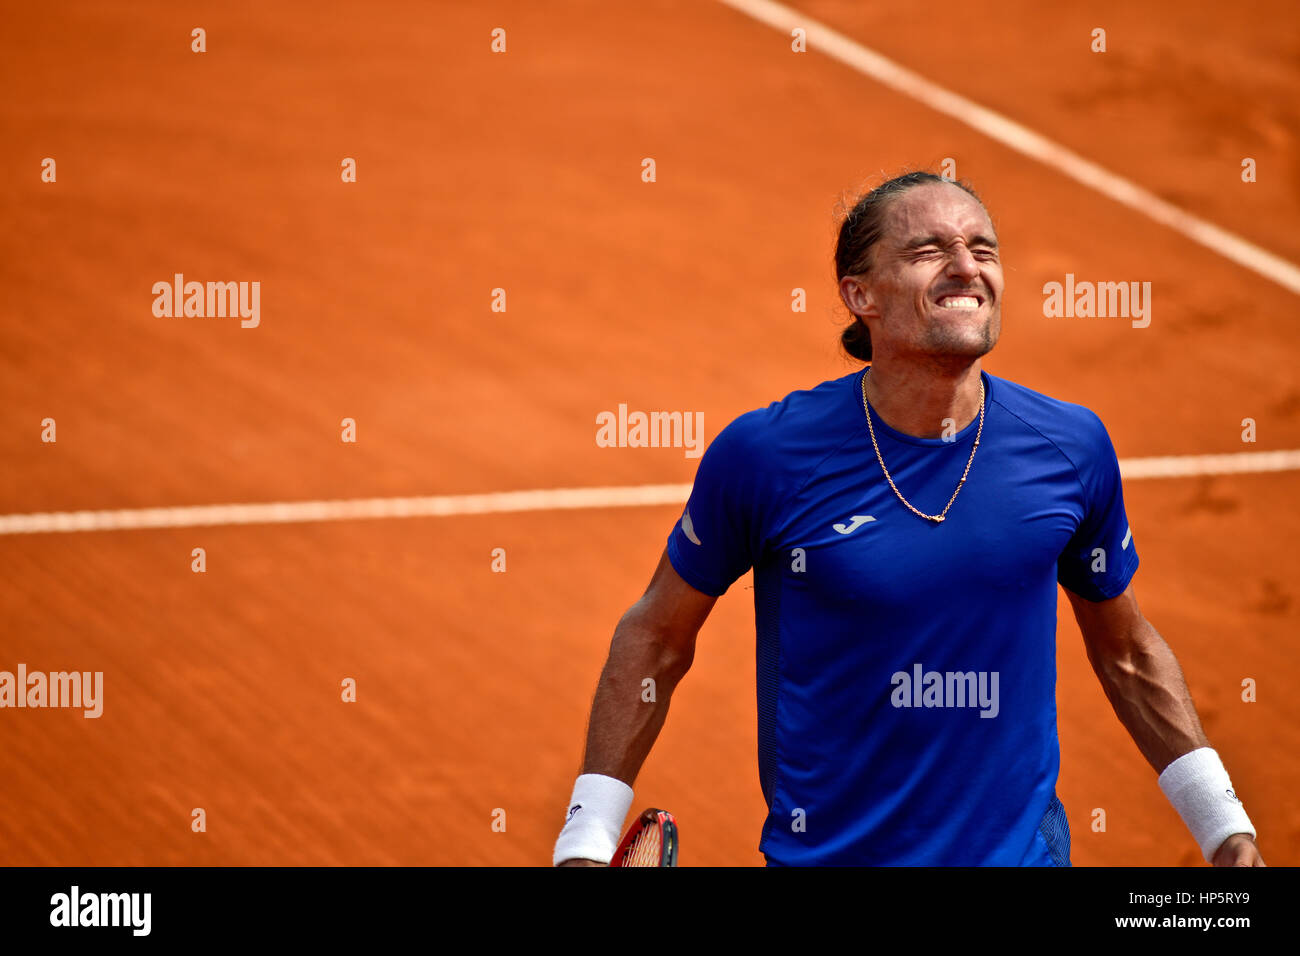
[625, 823, 662, 867]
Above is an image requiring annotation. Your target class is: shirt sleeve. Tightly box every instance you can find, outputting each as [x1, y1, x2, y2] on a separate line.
[1056, 410, 1140, 601]
[665, 409, 773, 597]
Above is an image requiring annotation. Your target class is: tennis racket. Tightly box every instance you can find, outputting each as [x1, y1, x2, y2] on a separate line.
[609, 807, 678, 867]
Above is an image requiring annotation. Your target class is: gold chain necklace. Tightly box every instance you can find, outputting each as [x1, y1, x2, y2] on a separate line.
[861, 369, 984, 524]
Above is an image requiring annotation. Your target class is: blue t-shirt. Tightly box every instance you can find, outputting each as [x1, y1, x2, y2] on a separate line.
[666, 367, 1138, 866]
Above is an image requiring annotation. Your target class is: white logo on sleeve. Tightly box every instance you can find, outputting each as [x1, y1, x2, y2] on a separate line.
[833, 515, 876, 535]
[1121, 526, 1132, 550]
[681, 508, 702, 545]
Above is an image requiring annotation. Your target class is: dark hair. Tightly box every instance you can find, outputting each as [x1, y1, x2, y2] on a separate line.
[835, 171, 985, 361]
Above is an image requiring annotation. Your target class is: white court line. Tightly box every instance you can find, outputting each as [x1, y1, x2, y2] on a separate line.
[0, 484, 696, 535]
[0, 451, 1296, 535]
[715, 0, 1300, 296]
[1118, 449, 1300, 479]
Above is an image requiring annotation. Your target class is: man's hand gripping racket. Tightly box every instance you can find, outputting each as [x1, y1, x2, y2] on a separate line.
[558, 808, 679, 867]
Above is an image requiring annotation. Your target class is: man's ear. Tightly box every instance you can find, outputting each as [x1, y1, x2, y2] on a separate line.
[839, 274, 877, 320]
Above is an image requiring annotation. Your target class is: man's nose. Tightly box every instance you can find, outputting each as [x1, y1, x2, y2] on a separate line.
[947, 246, 979, 279]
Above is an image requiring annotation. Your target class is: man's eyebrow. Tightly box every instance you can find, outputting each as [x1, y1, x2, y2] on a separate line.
[899, 234, 999, 250]
[901, 235, 943, 251]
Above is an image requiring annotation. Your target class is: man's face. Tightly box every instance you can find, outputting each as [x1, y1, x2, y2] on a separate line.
[848, 182, 1003, 362]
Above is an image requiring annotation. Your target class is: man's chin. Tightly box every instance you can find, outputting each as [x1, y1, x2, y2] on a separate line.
[924, 331, 998, 360]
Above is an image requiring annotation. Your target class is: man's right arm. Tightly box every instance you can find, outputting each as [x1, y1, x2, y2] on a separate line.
[556, 548, 718, 866]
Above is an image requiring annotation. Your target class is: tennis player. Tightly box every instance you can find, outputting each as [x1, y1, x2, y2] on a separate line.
[554, 171, 1263, 866]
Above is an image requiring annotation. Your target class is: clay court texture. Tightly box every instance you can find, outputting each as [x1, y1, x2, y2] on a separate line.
[1, 0, 1297, 865]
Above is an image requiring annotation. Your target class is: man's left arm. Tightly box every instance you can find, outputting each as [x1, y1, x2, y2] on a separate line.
[1066, 584, 1264, 867]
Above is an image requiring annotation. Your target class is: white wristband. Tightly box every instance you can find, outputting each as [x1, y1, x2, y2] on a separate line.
[1157, 747, 1255, 863]
[553, 773, 634, 866]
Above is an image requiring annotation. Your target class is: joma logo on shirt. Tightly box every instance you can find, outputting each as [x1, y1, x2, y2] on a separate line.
[890, 663, 1000, 718]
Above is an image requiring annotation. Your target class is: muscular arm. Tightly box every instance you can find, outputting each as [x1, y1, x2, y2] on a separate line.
[1067, 583, 1262, 865]
[1067, 583, 1208, 770]
[580, 549, 717, 781]
[558, 550, 717, 865]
